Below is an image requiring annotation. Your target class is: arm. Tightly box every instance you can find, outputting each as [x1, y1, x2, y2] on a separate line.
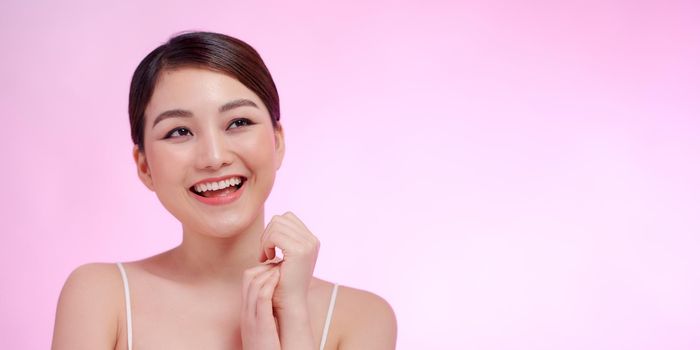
[51, 263, 121, 350]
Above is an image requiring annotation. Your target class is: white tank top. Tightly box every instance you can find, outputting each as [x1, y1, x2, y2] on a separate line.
[116, 262, 339, 350]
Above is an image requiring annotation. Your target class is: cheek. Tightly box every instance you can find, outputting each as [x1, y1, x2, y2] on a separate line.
[235, 130, 278, 167]
[147, 146, 191, 188]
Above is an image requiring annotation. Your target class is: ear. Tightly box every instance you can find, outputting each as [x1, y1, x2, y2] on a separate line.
[273, 123, 286, 170]
[133, 145, 155, 191]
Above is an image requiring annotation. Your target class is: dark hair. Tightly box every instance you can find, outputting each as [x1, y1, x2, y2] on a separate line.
[128, 31, 280, 151]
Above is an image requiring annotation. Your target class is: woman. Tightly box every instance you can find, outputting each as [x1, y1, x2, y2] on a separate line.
[52, 31, 397, 350]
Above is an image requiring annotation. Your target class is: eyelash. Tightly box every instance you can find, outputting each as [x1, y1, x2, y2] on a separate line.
[165, 127, 192, 139]
[228, 118, 252, 129]
[163, 118, 254, 139]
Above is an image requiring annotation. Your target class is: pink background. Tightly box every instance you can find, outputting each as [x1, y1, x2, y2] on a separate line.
[2, 0, 699, 348]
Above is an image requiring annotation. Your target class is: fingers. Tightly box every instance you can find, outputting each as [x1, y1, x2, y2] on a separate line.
[277, 212, 316, 243]
[278, 211, 309, 232]
[263, 213, 317, 244]
[256, 268, 280, 326]
[242, 263, 275, 298]
[244, 266, 276, 315]
[258, 217, 289, 262]
[263, 227, 308, 258]
[241, 264, 282, 350]
[259, 213, 320, 262]
[242, 265, 280, 328]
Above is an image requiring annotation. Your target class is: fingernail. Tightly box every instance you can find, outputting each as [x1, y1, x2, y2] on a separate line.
[275, 246, 284, 260]
[262, 256, 284, 265]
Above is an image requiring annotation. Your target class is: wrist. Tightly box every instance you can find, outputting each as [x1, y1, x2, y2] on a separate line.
[274, 299, 314, 350]
[275, 298, 310, 321]
[277, 315, 314, 350]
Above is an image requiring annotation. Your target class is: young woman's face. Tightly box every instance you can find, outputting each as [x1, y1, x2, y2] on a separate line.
[135, 67, 284, 237]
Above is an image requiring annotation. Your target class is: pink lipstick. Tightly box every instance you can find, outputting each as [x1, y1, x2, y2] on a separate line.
[188, 175, 247, 206]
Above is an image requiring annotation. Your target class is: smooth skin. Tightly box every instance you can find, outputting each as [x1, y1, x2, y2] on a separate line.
[51, 68, 396, 350]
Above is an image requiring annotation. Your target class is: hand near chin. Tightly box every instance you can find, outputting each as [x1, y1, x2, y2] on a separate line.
[259, 211, 319, 350]
[259, 211, 320, 312]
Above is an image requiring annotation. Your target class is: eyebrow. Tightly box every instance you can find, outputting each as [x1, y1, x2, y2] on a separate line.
[152, 99, 260, 128]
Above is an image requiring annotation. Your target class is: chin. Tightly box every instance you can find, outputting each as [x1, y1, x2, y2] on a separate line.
[181, 208, 264, 239]
[156, 183, 270, 239]
[203, 221, 249, 238]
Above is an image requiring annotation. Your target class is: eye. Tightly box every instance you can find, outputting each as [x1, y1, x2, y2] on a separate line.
[165, 127, 192, 139]
[228, 118, 253, 129]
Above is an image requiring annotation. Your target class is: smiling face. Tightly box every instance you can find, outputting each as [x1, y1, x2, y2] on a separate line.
[134, 67, 285, 237]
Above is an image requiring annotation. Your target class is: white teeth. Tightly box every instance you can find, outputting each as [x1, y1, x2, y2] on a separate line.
[193, 177, 244, 193]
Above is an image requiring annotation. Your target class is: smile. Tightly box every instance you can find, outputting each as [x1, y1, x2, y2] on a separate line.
[189, 175, 247, 205]
[192, 176, 245, 194]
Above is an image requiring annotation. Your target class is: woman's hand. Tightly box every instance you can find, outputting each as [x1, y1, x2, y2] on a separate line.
[259, 212, 320, 311]
[259, 211, 319, 350]
[241, 264, 282, 350]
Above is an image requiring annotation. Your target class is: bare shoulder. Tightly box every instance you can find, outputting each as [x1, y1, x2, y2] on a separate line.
[62, 263, 123, 291]
[52, 263, 123, 350]
[334, 285, 397, 350]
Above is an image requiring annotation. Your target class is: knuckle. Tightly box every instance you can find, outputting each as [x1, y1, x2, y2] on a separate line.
[258, 288, 272, 301]
[242, 270, 254, 281]
[250, 276, 265, 289]
[243, 267, 262, 279]
[250, 277, 265, 289]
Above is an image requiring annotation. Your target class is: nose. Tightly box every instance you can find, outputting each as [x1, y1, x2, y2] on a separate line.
[195, 127, 233, 170]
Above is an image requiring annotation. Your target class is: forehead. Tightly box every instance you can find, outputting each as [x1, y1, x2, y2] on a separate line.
[145, 67, 266, 120]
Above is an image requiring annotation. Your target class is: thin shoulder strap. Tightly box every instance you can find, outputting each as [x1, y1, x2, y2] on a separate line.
[116, 262, 133, 350]
[319, 283, 339, 350]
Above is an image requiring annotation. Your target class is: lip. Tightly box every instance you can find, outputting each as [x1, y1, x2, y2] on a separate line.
[188, 179, 246, 206]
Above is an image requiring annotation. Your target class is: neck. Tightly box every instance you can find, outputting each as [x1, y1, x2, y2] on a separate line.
[167, 210, 266, 284]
